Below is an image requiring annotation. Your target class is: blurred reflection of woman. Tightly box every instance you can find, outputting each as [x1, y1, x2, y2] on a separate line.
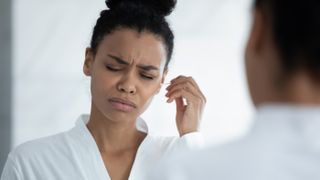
[149, 0, 320, 179]
[1, 0, 206, 179]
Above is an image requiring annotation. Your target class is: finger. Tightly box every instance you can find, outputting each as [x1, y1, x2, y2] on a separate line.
[167, 88, 199, 105]
[167, 79, 204, 100]
[167, 76, 182, 86]
[169, 76, 200, 91]
[166, 81, 200, 98]
[168, 76, 206, 104]
[186, 78, 206, 101]
[170, 75, 188, 84]
[170, 75, 185, 82]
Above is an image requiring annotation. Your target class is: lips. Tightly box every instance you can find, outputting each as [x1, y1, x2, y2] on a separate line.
[108, 97, 137, 112]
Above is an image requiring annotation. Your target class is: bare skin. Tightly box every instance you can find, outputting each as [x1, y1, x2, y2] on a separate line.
[87, 103, 146, 180]
[83, 28, 205, 179]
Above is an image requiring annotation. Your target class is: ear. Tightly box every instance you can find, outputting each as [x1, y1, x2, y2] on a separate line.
[157, 69, 168, 94]
[246, 8, 266, 56]
[83, 48, 94, 76]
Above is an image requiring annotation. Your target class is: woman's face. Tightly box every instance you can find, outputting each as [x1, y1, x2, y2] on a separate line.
[84, 28, 168, 122]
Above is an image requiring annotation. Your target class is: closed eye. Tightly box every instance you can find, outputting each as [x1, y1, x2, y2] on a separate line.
[106, 64, 155, 80]
[141, 74, 155, 80]
[106, 65, 121, 71]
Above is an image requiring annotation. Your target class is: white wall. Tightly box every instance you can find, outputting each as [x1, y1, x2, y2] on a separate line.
[13, 0, 254, 147]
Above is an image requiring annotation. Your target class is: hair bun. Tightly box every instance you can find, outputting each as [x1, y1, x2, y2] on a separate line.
[106, 0, 177, 16]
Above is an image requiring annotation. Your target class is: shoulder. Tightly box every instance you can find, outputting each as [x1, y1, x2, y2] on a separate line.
[1, 132, 73, 179]
[9, 131, 73, 165]
[152, 136, 266, 180]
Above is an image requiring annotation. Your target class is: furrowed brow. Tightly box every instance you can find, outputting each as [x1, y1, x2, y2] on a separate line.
[108, 54, 129, 65]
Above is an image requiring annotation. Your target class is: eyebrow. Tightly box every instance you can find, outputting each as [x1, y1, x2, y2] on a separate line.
[107, 54, 159, 71]
[108, 54, 129, 65]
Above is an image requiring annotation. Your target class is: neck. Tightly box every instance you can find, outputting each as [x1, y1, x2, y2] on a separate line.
[265, 71, 320, 105]
[86, 103, 146, 153]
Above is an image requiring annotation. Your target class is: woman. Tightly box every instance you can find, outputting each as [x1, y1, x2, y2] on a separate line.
[1, 0, 206, 179]
[150, 0, 320, 179]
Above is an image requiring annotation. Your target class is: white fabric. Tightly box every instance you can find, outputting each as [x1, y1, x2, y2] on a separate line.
[1, 115, 203, 180]
[150, 104, 320, 180]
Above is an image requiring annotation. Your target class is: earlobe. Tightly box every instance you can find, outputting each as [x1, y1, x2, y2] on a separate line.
[83, 48, 93, 76]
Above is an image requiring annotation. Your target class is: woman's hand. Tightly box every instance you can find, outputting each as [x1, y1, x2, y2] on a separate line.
[165, 76, 206, 137]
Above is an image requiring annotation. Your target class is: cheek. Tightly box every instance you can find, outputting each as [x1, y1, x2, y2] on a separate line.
[244, 43, 256, 85]
[244, 42, 251, 75]
[138, 84, 160, 111]
[90, 70, 116, 99]
[245, 45, 258, 102]
[140, 85, 158, 101]
[90, 77, 105, 106]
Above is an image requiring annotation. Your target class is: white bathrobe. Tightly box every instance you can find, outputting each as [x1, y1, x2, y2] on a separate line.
[1, 115, 203, 180]
[150, 105, 320, 180]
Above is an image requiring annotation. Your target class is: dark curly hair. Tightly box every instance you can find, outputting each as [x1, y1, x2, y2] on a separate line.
[255, 0, 320, 80]
[90, 0, 177, 71]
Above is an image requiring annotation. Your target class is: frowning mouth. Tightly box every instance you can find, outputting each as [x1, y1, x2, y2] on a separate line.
[108, 97, 137, 112]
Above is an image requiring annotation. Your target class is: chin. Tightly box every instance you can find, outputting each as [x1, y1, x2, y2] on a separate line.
[104, 110, 138, 122]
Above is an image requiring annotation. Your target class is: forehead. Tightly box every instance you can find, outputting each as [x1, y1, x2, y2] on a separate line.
[96, 28, 167, 67]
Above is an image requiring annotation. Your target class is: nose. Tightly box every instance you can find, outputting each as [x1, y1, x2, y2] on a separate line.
[118, 85, 136, 94]
[117, 75, 136, 95]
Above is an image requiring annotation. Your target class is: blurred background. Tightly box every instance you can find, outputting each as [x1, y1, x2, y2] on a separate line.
[0, 0, 253, 171]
